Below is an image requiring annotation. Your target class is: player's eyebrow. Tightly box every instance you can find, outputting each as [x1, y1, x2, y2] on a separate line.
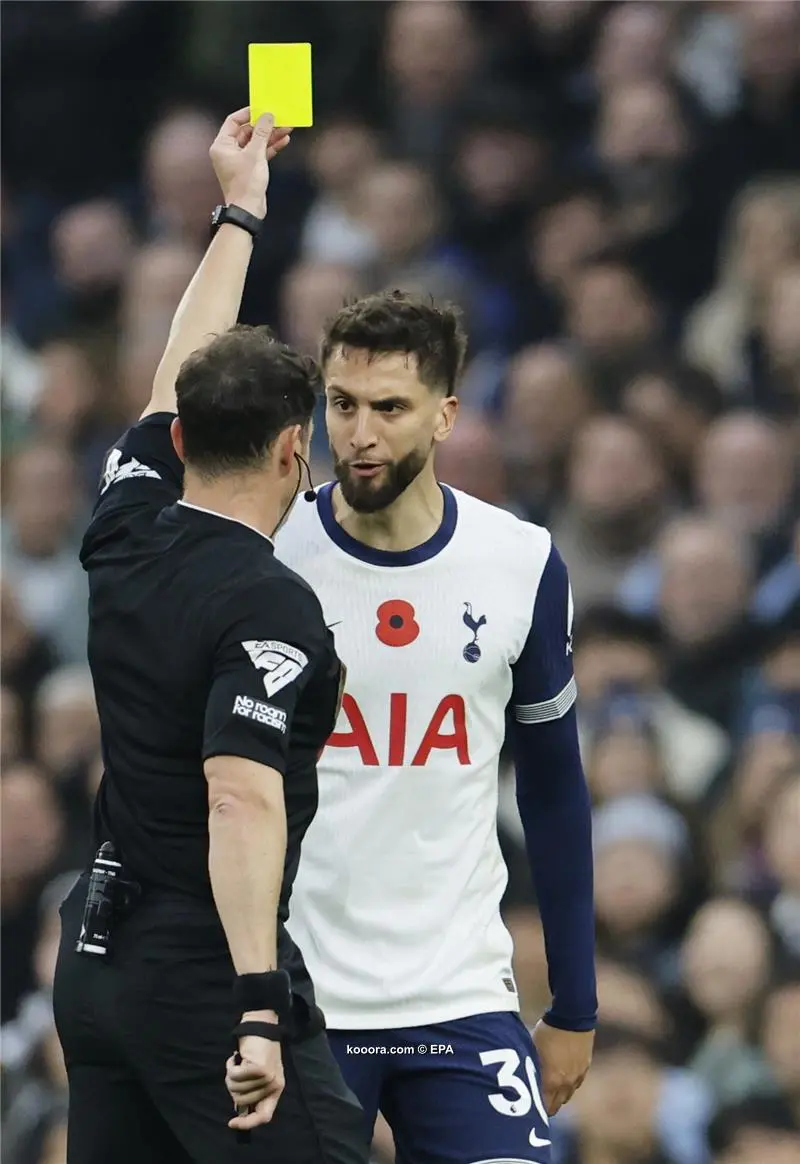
[370, 396, 410, 411]
[326, 386, 412, 410]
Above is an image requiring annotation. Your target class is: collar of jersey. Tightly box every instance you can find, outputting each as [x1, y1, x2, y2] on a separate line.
[315, 481, 457, 567]
[176, 500, 274, 546]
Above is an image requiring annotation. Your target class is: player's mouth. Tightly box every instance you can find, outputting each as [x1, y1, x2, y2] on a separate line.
[349, 461, 385, 479]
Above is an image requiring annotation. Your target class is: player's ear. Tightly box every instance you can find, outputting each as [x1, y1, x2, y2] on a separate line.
[170, 417, 186, 464]
[433, 395, 458, 444]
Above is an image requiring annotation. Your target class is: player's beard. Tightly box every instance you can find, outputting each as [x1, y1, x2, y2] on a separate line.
[333, 445, 430, 513]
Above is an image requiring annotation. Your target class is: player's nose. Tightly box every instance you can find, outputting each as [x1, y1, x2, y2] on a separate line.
[349, 409, 379, 450]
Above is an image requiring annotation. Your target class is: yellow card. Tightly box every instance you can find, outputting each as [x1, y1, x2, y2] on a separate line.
[248, 43, 313, 128]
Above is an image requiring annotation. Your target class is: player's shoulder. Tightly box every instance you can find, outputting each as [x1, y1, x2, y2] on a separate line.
[450, 488, 553, 570]
[274, 489, 331, 566]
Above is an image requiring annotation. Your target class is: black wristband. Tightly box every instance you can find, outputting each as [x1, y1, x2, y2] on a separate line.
[210, 203, 263, 241]
[234, 1019, 289, 1042]
[233, 969, 292, 1021]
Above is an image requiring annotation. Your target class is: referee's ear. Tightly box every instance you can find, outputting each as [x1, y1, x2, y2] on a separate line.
[276, 424, 305, 478]
[170, 417, 186, 465]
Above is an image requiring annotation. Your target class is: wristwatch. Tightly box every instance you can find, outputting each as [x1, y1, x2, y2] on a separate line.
[210, 204, 263, 241]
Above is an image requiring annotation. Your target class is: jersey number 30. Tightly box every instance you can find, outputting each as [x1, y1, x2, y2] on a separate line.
[479, 1048, 551, 1149]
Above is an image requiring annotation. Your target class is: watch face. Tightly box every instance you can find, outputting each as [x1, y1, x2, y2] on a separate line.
[211, 206, 224, 226]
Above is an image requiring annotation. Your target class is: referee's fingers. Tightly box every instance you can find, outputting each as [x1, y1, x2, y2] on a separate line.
[226, 1056, 268, 1083]
[229, 1083, 271, 1107]
[227, 1074, 269, 1098]
[228, 1096, 280, 1131]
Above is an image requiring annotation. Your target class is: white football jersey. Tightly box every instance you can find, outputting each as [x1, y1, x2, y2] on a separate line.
[276, 483, 576, 1029]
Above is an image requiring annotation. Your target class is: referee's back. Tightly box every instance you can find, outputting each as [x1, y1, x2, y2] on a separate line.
[54, 324, 366, 1164]
[84, 412, 334, 914]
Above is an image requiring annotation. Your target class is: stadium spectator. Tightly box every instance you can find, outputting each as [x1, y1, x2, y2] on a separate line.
[594, 958, 671, 1045]
[520, 178, 617, 345]
[763, 778, 800, 964]
[562, 1024, 711, 1164]
[761, 979, 800, 1127]
[592, 793, 691, 991]
[381, 0, 483, 169]
[301, 114, 381, 266]
[763, 261, 800, 413]
[683, 178, 800, 400]
[1, 443, 89, 665]
[594, 75, 716, 314]
[143, 107, 220, 249]
[657, 517, 756, 727]
[449, 88, 553, 291]
[584, 694, 668, 804]
[354, 160, 487, 345]
[682, 898, 775, 1107]
[552, 415, 670, 610]
[565, 259, 664, 403]
[1, 765, 65, 1020]
[573, 604, 729, 804]
[502, 343, 595, 522]
[1, 685, 23, 767]
[620, 360, 723, 497]
[435, 408, 516, 509]
[708, 1095, 800, 1164]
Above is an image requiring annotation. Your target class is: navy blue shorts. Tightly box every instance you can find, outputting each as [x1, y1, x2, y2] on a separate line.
[329, 1011, 552, 1164]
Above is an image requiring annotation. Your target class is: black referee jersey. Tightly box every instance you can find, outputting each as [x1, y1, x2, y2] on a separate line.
[79, 412, 342, 997]
[53, 413, 366, 1164]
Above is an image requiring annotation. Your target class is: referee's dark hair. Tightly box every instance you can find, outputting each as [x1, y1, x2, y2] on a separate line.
[175, 325, 322, 479]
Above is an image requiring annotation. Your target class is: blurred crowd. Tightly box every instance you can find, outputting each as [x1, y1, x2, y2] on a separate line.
[1, 3, 799, 1164]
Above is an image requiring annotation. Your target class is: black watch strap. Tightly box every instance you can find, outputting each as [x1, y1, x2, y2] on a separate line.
[210, 203, 263, 241]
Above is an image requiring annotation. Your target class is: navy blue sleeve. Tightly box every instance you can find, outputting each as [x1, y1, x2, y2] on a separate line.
[509, 542, 597, 1031]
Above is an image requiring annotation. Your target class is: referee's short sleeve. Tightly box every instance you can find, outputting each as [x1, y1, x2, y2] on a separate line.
[82, 413, 185, 567]
[94, 413, 184, 514]
[203, 577, 327, 775]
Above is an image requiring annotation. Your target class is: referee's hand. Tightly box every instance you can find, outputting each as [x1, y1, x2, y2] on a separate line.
[226, 1023, 285, 1130]
[209, 107, 292, 221]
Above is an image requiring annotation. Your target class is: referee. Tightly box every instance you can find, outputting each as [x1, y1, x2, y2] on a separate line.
[53, 109, 367, 1164]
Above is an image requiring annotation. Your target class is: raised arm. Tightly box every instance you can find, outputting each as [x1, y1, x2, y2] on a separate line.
[141, 108, 291, 420]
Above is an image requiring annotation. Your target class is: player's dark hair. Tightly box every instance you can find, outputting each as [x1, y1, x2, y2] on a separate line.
[175, 325, 321, 478]
[320, 290, 467, 395]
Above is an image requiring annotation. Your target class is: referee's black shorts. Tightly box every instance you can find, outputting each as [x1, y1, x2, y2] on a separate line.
[54, 877, 367, 1164]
